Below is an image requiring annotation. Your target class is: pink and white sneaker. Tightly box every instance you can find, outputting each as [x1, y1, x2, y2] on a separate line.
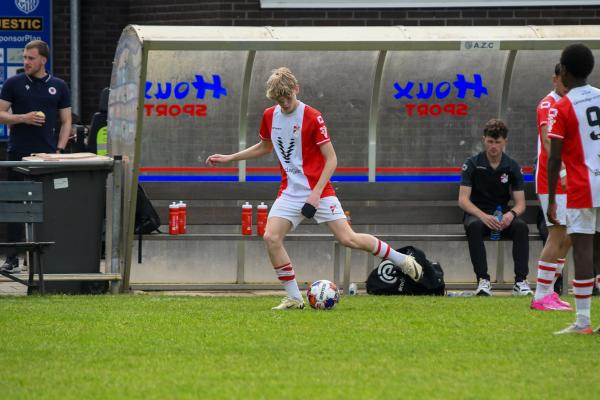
[530, 294, 570, 311]
[550, 292, 573, 310]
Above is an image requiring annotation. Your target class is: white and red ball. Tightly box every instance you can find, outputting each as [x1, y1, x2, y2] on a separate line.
[307, 280, 340, 310]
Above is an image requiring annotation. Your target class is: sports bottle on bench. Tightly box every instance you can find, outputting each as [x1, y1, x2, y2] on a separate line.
[256, 202, 268, 236]
[169, 202, 179, 235]
[178, 200, 187, 234]
[242, 202, 253, 235]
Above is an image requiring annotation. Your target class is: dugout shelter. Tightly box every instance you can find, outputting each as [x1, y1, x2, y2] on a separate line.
[108, 25, 600, 291]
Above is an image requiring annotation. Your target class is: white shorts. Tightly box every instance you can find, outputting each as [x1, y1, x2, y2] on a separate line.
[538, 194, 567, 226]
[269, 195, 346, 230]
[566, 207, 600, 234]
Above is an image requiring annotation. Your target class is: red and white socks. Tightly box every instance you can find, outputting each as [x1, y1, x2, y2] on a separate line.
[534, 258, 566, 301]
[274, 262, 302, 301]
[372, 239, 407, 266]
[573, 278, 594, 328]
[534, 261, 557, 301]
[596, 274, 600, 292]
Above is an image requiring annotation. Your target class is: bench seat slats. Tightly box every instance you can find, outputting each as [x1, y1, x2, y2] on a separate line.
[0, 203, 44, 223]
[0, 181, 44, 201]
[138, 181, 546, 292]
[151, 204, 541, 225]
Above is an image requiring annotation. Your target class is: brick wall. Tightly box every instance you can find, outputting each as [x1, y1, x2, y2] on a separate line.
[53, 0, 129, 120]
[53, 0, 599, 120]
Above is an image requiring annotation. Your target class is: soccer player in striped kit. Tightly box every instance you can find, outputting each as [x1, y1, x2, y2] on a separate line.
[530, 63, 573, 311]
[207, 67, 423, 310]
[547, 44, 600, 334]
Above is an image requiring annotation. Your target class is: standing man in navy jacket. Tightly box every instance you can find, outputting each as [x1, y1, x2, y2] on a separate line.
[0, 40, 71, 272]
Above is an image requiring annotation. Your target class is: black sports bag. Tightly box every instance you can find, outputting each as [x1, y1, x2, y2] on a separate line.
[366, 246, 445, 296]
[134, 184, 161, 263]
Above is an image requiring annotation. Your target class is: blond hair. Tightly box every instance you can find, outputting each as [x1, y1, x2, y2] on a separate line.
[266, 67, 298, 100]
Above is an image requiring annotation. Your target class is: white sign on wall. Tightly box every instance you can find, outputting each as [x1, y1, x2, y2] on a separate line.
[461, 41, 501, 50]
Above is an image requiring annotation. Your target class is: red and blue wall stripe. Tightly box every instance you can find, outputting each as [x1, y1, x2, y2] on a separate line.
[138, 166, 534, 183]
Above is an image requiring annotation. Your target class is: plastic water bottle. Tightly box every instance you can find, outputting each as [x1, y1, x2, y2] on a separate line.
[256, 202, 268, 237]
[348, 283, 358, 296]
[490, 205, 503, 241]
[447, 291, 475, 297]
[168, 202, 179, 235]
[241, 202, 253, 236]
[177, 201, 187, 234]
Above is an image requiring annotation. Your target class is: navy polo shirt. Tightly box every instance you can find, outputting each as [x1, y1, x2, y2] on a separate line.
[1, 73, 70, 153]
[460, 152, 524, 214]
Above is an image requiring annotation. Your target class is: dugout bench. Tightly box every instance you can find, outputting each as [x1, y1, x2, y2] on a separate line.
[139, 181, 548, 294]
[0, 181, 53, 294]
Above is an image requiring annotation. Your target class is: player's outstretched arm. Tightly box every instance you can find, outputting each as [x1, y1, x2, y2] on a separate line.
[206, 140, 273, 166]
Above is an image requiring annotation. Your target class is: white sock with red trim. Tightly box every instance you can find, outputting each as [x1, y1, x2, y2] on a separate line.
[274, 262, 302, 301]
[534, 261, 557, 301]
[573, 278, 594, 328]
[372, 239, 407, 266]
[596, 275, 600, 291]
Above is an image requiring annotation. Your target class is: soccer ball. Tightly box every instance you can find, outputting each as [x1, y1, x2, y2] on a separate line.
[307, 280, 340, 310]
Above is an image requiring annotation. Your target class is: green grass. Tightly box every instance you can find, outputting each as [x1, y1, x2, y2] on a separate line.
[1, 294, 599, 400]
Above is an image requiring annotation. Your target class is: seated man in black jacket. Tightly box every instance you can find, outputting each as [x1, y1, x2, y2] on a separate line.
[458, 119, 531, 296]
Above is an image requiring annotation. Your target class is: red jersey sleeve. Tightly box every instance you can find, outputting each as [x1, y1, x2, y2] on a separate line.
[536, 98, 553, 128]
[312, 111, 331, 146]
[259, 106, 275, 141]
[547, 102, 567, 140]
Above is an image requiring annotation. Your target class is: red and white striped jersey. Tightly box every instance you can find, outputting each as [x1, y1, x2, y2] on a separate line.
[259, 101, 336, 200]
[536, 91, 566, 195]
[548, 84, 600, 208]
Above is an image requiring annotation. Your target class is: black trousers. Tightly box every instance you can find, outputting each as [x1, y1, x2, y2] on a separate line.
[463, 213, 529, 282]
[4, 151, 29, 259]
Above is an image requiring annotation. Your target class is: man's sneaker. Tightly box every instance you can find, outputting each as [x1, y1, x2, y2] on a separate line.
[271, 297, 305, 310]
[531, 294, 570, 311]
[475, 279, 492, 296]
[0, 258, 21, 274]
[550, 292, 573, 310]
[594, 326, 600, 334]
[553, 323, 593, 335]
[512, 281, 533, 296]
[399, 255, 423, 282]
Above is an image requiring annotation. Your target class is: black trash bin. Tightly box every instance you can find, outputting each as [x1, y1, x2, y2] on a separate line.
[16, 163, 111, 294]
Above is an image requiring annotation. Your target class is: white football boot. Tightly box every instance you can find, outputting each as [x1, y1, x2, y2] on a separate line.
[271, 296, 305, 310]
[399, 255, 423, 282]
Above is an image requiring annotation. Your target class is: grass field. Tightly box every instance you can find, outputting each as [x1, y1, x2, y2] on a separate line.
[0, 293, 599, 399]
